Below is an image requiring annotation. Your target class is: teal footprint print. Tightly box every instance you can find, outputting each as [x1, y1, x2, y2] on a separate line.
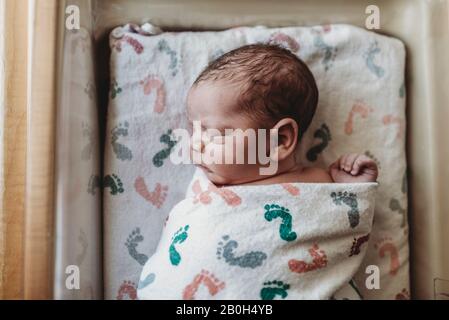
[313, 33, 337, 71]
[125, 228, 149, 266]
[110, 80, 122, 99]
[264, 204, 297, 242]
[364, 41, 385, 78]
[216, 235, 267, 269]
[138, 273, 156, 290]
[260, 281, 290, 300]
[306, 123, 332, 162]
[158, 40, 178, 76]
[331, 191, 360, 228]
[103, 174, 124, 195]
[153, 130, 178, 168]
[169, 225, 189, 266]
[111, 121, 133, 161]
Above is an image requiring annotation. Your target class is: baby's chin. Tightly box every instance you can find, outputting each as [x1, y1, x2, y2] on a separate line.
[202, 170, 231, 186]
[198, 166, 242, 186]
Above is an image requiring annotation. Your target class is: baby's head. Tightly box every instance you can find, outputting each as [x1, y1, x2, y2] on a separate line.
[187, 44, 319, 185]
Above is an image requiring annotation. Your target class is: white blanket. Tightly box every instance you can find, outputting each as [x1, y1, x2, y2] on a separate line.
[105, 23, 408, 300]
[138, 169, 378, 300]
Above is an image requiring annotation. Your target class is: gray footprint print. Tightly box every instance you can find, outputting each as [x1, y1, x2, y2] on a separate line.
[216, 235, 267, 269]
[125, 228, 149, 266]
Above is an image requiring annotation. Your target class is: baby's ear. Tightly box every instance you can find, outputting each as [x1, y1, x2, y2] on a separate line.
[269, 118, 299, 162]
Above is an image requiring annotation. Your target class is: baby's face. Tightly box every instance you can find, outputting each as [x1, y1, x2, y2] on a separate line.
[187, 81, 272, 185]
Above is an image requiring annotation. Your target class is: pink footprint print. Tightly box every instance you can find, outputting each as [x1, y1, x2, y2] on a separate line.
[140, 75, 166, 114]
[192, 180, 241, 207]
[374, 237, 400, 276]
[281, 183, 300, 196]
[113, 35, 144, 54]
[268, 32, 300, 53]
[345, 100, 374, 135]
[382, 114, 404, 140]
[116, 280, 137, 300]
[183, 270, 225, 300]
[134, 177, 168, 209]
[395, 288, 410, 300]
[288, 244, 328, 274]
[192, 180, 212, 205]
[209, 183, 242, 207]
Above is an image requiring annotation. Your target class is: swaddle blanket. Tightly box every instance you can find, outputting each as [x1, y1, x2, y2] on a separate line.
[138, 169, 378, 300]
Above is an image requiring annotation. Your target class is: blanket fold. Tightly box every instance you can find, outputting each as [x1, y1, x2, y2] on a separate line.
[138, 169, 378, 300]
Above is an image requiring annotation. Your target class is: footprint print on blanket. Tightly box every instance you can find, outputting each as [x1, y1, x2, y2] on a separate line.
[111, 121, 133, 161]
[306, 123, 332, 162]
[138, 273, 156, 290]
[395, 288, 410, 300]
[390, 198, 407, 228]
[216, 235, 267, 269]
[112, 35, 144, 55]
[281, 183, 300, 196]
[349, 234, 370, 257]
[103, 174, 124, 196]
[169, 225, 190, 266]
[382, 114, 404, 140]
[260, 281, 290, 300]
[312, 30, 337, 71]
[116, 280, 138, 300]
[158, 40, 178, 76]
[264, 204, 297, 242]
[140, 75, 166, 114]
[110, 80, 122, 100]
[345, 100, 373, 135]
[288, 244, 328, 274]
[134, 177, 168, 209]
[183, 270, 225, 300]
[364, 41, 385, 78]
[374, 237, 400, 276]
[125, 228, 149, 266]
[331, 191, 360, 228]
[192, 180, 242, 207]
[153, 130, 178, 168]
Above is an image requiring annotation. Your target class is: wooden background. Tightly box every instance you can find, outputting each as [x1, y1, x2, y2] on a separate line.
[0, 0, 59, 300]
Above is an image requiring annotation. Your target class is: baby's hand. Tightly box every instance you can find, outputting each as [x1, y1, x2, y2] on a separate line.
[329, 153, 378, 183]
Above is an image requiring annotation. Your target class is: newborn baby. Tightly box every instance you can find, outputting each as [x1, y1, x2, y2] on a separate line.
[138, 44, 379, 300]
[187, 44, 378, 185]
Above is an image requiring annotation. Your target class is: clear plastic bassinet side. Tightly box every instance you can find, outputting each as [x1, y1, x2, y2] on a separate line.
[53, 0, 102, 300]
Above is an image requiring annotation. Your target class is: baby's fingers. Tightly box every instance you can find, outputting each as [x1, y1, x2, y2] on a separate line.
[353, 156, 377, 174]
[342, 153, 358, 172]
